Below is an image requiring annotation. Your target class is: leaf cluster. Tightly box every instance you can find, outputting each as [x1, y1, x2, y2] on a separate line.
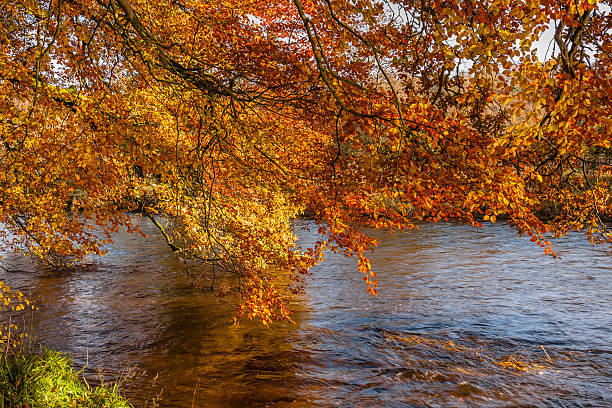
[0, 0, 610, 323]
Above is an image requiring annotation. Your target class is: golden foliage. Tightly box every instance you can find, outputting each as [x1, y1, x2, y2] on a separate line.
[0, 0, 610, 323]
[0, 281, 36, 349]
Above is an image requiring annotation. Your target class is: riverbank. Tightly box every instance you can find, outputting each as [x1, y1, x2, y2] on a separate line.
[0, 347, 132, 408]
[0, 280, 133, 407]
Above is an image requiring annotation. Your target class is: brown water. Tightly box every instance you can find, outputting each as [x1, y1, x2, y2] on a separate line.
[1, 218, 610, 407]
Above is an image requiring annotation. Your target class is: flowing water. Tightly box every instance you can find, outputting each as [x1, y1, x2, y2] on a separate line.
[1, 219, 610, 407]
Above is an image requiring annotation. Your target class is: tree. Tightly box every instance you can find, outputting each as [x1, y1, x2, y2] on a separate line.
[1, 0, 610, 324]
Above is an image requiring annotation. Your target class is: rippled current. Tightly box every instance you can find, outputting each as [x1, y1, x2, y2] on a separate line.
[1, 219, 610, 407]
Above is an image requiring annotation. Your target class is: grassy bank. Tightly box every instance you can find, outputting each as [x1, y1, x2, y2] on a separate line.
[0, 348, 132, 408]
[1, 281, 134, 407]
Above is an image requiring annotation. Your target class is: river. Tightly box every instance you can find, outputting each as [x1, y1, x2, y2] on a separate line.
[1, 218, 610, 407]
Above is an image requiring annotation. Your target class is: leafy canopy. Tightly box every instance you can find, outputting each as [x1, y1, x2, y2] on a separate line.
[1, 0, 610, 323]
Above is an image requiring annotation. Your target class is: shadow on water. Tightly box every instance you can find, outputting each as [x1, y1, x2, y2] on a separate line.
[1, 218, 611, 407]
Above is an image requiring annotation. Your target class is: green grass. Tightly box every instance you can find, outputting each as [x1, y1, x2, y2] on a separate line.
[0, 348, 132, 408]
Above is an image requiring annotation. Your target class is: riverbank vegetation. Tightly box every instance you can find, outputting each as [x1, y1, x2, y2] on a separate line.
[0, 282, 132, 407]
[1, 0, 610, 324]
[0, 348, 133, 408]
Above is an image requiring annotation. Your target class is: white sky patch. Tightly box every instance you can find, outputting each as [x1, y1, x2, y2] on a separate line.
[533, 2, 610, 63]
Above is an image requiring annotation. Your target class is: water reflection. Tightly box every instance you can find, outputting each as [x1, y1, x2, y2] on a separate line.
[1, 219, 610, 407]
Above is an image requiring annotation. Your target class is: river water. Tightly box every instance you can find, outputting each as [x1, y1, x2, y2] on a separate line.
[1, 219, 610, 407]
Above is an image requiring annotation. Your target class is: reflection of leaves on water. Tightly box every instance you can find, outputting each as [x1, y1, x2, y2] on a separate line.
[382, 333, 569, 376]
